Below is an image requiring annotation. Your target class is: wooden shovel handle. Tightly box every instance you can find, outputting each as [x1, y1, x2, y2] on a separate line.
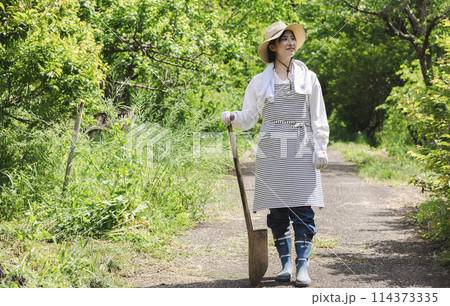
[227, 123, 253, 233]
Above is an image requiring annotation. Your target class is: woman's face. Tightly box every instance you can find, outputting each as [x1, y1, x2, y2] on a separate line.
[269, 30, 296, 60]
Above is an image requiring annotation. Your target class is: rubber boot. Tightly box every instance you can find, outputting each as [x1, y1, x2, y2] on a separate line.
[273, 232, 293, 282]
[294, 236, 312, 287]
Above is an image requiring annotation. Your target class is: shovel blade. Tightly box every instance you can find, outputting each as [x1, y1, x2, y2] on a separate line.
[248, 229, 268, 287]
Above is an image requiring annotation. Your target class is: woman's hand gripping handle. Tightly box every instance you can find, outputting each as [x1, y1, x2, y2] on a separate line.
[221, 111, 237, 126]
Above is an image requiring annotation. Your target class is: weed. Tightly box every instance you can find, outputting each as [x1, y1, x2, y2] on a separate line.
[432, 249, 450, 267]
[313, 235, 339, 249]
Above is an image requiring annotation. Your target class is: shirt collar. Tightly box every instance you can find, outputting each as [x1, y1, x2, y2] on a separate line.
[257, 60, 312, 104]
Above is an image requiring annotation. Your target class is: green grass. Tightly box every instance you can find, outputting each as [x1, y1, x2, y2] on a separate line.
[330, 141, 423, 186]
[313, 234, 339, 249]
[0, 117, 231, 287]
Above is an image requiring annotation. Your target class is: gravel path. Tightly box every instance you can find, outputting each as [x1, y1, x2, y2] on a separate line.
[133, 149, 449, 288]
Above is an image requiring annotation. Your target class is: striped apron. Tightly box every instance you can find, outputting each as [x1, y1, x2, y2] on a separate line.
[253, 83, 325, 211]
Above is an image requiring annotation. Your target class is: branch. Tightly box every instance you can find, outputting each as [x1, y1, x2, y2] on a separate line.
[172, 10, 177, 40]
[224, 6, 240, 28]
[143, 44, 201, 63]
[106, 43, 204, 71]
[385, 17, 417, 43]
[2, 100, 17, 109]
[105, 48, 136, 53]
[405, 3, 423, 35]
[0, 109, 35, 124]
[342, 0, 384, 18]
[109, 36, 202, 65]
[231, 11, 250, 29]
[147, 53, 201, 72]
[343, 0, 417, 43]
[115, 81, 169, 93]
[416, 0, 427, 24]
[422, 14, 445, 57]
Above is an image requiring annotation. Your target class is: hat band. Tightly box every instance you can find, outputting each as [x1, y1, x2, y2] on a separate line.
[270, 29, 283, 38]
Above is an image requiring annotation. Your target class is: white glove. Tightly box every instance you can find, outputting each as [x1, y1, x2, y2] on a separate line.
[221, 111, 237, 126]
[313, 150, 328, 170]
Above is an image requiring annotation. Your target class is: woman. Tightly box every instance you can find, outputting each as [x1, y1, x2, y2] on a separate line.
[221, 21, 329, 287]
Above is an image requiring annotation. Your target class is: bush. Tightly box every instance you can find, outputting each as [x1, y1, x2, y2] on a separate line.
[384, 19, 450, 202]
[394, 59, 450, 202]
[410, 199, 450, 242]
[410, 199, 450, 267]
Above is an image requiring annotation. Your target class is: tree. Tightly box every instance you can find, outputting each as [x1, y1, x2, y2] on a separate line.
[80, 0, 303, 127]
[82, 1, 237, 104]
[388, 18, 450, 201]
[294, 1, 411, 142]
[0, 0, 105, 126]
[342, 0, 450, 85]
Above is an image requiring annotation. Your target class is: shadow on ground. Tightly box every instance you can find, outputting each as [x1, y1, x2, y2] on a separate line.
[147, 277, 306, 288]
[316, 242, 448, 288]
[314, 207, 448, 288]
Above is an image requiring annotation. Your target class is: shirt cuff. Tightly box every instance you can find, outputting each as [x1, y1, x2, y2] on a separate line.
[231, 111, 238, 124]
[314, 138, 327, 152]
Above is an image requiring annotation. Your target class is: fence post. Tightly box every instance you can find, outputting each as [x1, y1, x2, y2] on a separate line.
[62, 100, 85, 195]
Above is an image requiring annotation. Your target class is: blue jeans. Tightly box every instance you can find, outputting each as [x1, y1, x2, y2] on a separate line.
[267, 206, 316, 241]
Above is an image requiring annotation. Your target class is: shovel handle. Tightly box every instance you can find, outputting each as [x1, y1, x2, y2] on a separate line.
[227, 123, 253, 233]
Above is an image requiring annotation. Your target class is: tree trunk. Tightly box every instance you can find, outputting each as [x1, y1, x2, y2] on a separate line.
[419, 56, 430, 85]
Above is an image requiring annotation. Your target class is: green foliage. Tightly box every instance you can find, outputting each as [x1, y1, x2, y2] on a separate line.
[0, 121, 226, 238]
[0, 125, 66, 218]
[2, 0, 449, 286]
[90, 0, 235, 126]
[87, 0, 305, 131]
[409, 199, 450, 266]
[341, 0, 450, 85]
[410, 199, 450, 243]
[386, 20, 450, 202]
[322, 0, 449, 141]
[0, 0, 105, 126]
[0, 117, 230, 286]
[295, 1, 411, 143]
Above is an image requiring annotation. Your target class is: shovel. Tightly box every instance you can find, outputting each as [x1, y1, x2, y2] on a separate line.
[227, 121, 268, 287]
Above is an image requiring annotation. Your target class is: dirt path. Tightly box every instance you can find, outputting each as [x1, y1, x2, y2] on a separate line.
[132, 150, 449, 288]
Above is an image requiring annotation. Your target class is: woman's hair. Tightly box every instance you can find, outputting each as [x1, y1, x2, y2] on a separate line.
[267, 40, 277, 63]
[266, 30, 295, 63]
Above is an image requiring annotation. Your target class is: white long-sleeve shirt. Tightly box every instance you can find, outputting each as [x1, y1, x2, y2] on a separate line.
[232, 60, 329, 152]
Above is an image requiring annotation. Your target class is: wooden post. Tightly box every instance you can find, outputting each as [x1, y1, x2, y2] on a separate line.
[62, 100, 85, 194]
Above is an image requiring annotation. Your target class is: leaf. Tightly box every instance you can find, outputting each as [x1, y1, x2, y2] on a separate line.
[38, 231, 53, 240]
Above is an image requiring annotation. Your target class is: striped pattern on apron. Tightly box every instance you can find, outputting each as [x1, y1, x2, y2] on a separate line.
[253, 83, 325, 211]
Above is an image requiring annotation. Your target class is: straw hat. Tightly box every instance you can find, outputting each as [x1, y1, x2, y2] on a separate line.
[257, 21, 305, 63]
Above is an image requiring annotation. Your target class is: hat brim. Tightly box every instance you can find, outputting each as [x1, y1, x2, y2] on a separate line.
[257, 23, 305, 63]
